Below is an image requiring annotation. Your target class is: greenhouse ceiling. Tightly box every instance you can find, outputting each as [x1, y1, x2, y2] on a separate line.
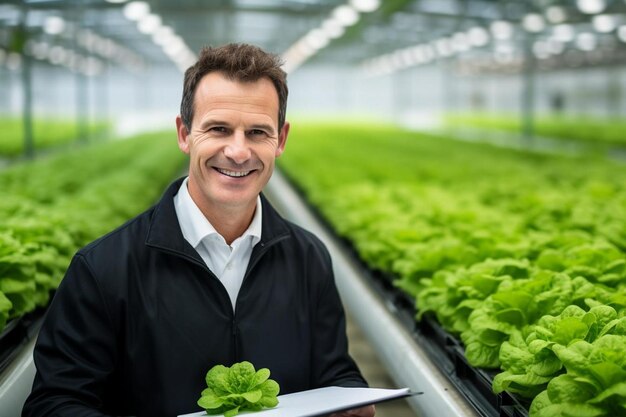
[1, 0, 626, 76]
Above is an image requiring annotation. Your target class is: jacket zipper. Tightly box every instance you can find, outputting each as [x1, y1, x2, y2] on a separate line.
[153, 234, 290, 363]
[232, 318, 238, 363]
[231, 234, 290, 362]
[159, 246, 242, 362]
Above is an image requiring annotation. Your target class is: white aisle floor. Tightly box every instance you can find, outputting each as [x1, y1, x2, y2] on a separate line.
[345, 312, 420, 417]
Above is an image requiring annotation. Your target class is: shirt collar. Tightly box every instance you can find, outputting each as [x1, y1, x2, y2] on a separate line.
[173, 177, 262, 249]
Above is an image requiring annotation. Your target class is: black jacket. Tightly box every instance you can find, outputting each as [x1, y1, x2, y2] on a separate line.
[23, 177, 367, 417]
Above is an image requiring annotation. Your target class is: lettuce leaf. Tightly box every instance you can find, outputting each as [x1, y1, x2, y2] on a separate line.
[528, 335, 626, 416]
[493, 304, 626, 400]
[198, 361, 280, 416]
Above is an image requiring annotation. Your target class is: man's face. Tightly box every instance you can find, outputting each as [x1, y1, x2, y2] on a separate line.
[176, 72, 288, 214]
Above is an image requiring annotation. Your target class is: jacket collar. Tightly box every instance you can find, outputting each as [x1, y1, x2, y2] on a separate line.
[146, 177, 291, 259]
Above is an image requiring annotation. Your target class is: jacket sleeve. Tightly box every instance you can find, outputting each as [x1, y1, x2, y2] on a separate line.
[23, 253, 117, 417]
[310, 242, 369, 389]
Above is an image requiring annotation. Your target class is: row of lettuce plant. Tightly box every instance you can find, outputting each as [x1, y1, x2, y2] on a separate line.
[444, 112, 626, 146]
[0, 116, 110, 157]
[0, 132, 186, 332]
[278, 121, 626, 416]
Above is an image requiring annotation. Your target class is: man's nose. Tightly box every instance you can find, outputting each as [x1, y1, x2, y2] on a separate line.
[224, 131, 252, 164]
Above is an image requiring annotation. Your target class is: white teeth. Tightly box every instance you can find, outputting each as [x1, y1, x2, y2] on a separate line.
[216, 168, 252, 178]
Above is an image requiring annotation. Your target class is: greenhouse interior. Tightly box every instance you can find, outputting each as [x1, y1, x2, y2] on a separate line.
[2, 0, 626, 416]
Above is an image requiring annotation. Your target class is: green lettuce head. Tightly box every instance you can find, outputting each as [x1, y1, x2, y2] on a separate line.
[198, 361, 280, 417]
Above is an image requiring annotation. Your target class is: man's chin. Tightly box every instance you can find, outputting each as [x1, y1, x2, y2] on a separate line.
[211, 191, 259, 209]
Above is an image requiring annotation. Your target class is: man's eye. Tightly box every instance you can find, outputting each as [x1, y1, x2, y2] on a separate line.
[210, 127, 227, 133]
[249, 129, 267, 136]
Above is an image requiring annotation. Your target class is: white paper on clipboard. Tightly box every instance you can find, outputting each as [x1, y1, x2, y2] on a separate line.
[178, 386, 415, 417]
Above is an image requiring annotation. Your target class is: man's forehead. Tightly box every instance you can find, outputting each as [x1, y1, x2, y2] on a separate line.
[200, 105, 275, 122]
[198, 94, 277, 116]
[193, 73, 279, 123]
[197, 72, 277, 96]
[205, 93, 273, 106]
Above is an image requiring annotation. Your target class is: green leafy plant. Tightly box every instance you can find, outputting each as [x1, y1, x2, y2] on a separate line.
[0, 131, 185, 331]
[277, 121, 626, 415]
[198, 361, 280, 417]
[529, 335, 626, 416]
[0, 116, 110, 157]
[443, 112, 626, 146]
[493, 304, 626, 399]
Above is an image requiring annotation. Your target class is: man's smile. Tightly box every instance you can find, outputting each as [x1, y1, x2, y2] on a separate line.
[214, 167, 255, 178]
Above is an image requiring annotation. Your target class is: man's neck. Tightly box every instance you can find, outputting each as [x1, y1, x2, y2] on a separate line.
[185, 177, 259, 246]
[201, 203, 256, 246]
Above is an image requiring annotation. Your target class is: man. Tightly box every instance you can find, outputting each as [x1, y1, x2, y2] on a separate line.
[23, 43, 375, 417]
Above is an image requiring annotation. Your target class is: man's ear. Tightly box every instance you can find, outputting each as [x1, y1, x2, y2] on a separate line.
[176, 115, 190, 154]
[276, 121, 290, 158]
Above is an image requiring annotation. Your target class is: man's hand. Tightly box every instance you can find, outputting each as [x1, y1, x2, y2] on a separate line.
[329, 404, 375, 417]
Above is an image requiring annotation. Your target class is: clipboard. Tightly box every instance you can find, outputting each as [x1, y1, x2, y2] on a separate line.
[178, 386, 421, 417]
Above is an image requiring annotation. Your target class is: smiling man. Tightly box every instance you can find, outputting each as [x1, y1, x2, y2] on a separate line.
[23, 44, 374, 417]
[177, 70, 287, 247]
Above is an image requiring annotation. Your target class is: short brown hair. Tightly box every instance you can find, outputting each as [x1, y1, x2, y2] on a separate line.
[180, 43, 288, 131]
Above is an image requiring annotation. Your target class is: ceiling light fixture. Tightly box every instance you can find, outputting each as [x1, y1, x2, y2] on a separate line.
[152, 25, 174, 46]
[332, 5, 359, 27]
[468, 26, 490, 47]
[43, 16, 65, 35]
[282, 0, 380, 73]
[124, 2, 195, 73]
[522, 14, 546, 33]
[545, 6, 567, 24]
[434, 38, 453, 57]
[592, 14, 616, 33]
[553, 24, 575, 42]
[548, 39, 565, 55]
[490, 21, 513, 40]
[138, 13, 162, 34]
[321, 18, 345, 39]
[305, 28, 330, 50]
[349, 0, 380, 13]
[123, 1, 150, 21]
[451, 32, 470, 52]
[576, 32, 597, 50]
[576, 0, 606, 14]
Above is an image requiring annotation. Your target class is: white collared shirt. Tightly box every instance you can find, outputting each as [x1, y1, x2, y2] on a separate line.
[173, 177, 262, 311]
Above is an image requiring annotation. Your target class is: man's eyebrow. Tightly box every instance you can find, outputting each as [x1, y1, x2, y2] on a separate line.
[197, 120, 275, 134]
[198, 118, 230, 129]
[249, 123, 276, 134]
